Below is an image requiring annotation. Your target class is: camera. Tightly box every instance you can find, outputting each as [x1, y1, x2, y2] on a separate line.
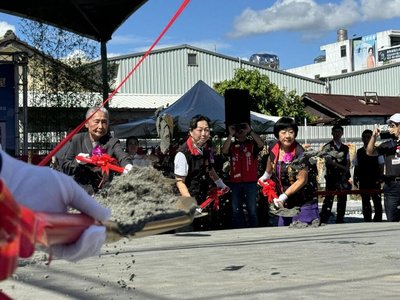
[234, 123, 247, 131]
[378, 124, 392, 139]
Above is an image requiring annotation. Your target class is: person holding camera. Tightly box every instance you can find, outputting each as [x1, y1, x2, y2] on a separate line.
[366, 113, 400, 222]
[222, 122, 264, 228]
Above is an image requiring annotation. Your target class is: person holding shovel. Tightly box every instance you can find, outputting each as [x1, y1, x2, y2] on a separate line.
[174, 115, 228, 230]
[0, 149, 111, 262]
[258, 117, 319, 226]
[62, 107, 133, 195]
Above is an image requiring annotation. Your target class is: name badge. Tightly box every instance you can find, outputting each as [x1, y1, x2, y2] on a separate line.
[392, 158, 400, 165]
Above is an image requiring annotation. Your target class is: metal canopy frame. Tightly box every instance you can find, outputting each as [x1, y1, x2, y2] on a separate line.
[0, 0, 148, 100]
[0, 1, 149, 42]
[0, 52, 28, 155]
[0, 0, 148, 154]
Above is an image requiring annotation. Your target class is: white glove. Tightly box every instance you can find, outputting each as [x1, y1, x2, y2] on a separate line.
[273, 193, 288, 208]
[214, 178, 230, 193]
[51, 225, 106, 262]
[258, 171, 271, 182]
[76, 153, 90, 164]
[123, 163, 133, 174]
[0, 150, 111, 262]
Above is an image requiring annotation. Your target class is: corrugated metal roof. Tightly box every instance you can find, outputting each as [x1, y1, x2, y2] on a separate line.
[109, 93, 181, 109]
[106, 44, 400, 109]
[108, 44, 326, 96]
[303, 93, 400, 118]
[110, 44, 322, 82]
[327, 61, 400, 96]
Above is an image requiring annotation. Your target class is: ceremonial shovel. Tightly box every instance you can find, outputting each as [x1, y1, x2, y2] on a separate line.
[0, 178, 197, 281]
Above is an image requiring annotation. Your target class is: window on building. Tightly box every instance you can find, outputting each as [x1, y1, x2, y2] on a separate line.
[340, 45, 346, 57]
[341, 69, 347, 74]
[390, 36, 400, 47]
[187, 53, 197, 66]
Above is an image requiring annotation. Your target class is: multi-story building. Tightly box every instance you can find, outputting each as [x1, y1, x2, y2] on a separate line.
[287, 29, 400, 79]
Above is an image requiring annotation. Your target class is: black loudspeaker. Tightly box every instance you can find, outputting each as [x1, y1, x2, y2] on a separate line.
[224, 88, 251, 130]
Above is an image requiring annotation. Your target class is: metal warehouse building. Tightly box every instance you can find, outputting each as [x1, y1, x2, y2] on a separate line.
[108, 44, 326, 108]
[108, 44, 400, 110]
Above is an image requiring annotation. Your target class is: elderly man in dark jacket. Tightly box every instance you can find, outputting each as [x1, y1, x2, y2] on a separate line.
[62, 107, 132, 195]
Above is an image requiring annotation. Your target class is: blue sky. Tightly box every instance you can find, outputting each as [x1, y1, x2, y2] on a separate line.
[1, 0, 400, 69]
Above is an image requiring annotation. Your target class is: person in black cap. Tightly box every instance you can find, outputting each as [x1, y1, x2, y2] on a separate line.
[367, 113, 400, 221]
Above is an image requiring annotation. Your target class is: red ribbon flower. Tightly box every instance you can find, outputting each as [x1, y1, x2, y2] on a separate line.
[199, 187, 229, 211]
[258, 179, 278, 204]
[76, 154, 124, 175]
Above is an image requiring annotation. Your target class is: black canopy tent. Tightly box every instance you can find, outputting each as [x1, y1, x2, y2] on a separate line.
[0, 0, 149, 100]
[0, 1, 149, 42]
[113, 80, 278, 138]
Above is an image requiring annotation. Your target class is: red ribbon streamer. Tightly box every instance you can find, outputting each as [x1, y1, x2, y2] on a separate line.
[258, 179, 278, 204]
[76, 154, 125, 174]
[39, 0, 192, 166]
[199, 187, 228, 211]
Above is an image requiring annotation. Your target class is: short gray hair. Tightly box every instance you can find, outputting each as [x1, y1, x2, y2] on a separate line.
[86, 107, 109, 120]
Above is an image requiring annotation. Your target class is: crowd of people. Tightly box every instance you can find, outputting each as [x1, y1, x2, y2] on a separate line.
[2, 104, 400, 264]
[65, 107, 398, 229]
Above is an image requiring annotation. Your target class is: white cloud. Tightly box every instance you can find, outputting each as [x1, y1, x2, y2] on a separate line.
[361, 0, 400, 20]
[109, 34, 152, 46]
[229, 0, 400, 39]
[0, 21, 16, 37]
[107, 52, 124, 58]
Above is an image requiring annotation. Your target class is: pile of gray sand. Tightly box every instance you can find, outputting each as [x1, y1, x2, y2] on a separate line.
[97, 166, 188, 236]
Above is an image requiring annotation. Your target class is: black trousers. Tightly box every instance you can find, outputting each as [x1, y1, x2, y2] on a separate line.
[320, 179, 347, 223]
[359, 182, 382, 222]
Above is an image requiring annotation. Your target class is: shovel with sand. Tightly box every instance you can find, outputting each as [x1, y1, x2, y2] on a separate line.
[0, 176, 198, 281]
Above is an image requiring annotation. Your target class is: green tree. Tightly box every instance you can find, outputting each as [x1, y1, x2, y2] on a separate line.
[19, 19, 103, 109]
[214, 69, 314, 124]
[17, 19, 111, 151]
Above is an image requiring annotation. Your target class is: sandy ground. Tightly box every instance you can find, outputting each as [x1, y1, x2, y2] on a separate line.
[3, 199, 394, 300]
[2, 218, 399, 299]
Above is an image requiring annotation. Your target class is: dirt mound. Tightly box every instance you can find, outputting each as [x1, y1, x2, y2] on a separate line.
[97, 166, 186, 235]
